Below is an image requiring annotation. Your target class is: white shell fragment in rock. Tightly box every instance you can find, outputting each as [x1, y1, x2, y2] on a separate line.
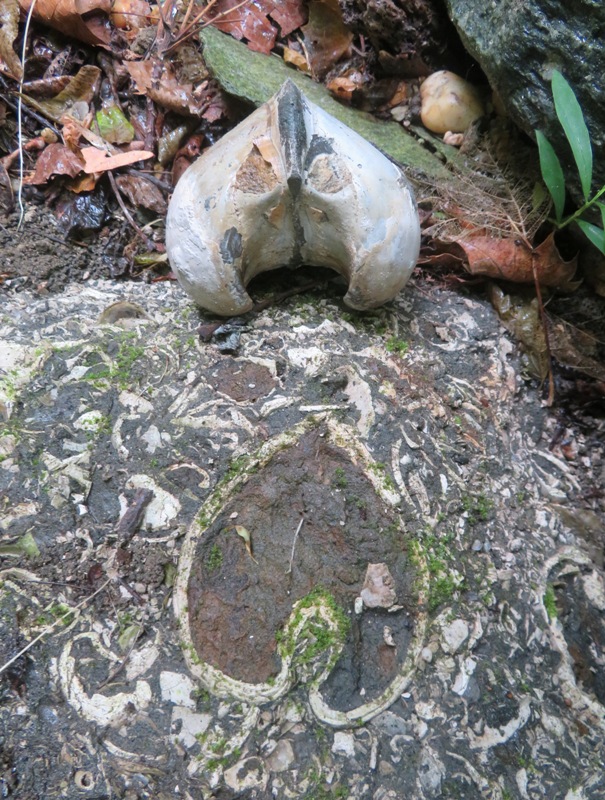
[166, 80, 421, 316]
[420, 71, 485, 135]
[360, 562, 398, 608]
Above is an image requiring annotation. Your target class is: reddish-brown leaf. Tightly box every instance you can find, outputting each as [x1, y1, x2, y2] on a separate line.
[115, 173, 167, 214]
[125, 60, 211, 117]
[209, 0, 277, 55]
[25, 143, 84, 184]
[458, 231, 577, 288]
[265, 0, 306, 36]
[18, 0, 112, 46]
[301, 0, 353, 79]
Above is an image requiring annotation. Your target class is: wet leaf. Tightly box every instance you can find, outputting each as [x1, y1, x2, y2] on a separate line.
[18, 0, 112, 46]
[95, 105, 135, 145]
[110, 0, 152, 33]
[209, 0, 275, 55]
[301, 0, 353, 79]
[25, 142, 84, 184]
[23, 65, 101, 124]
[0, 532, 40, 558]
[234, 525, 258, 563]
[125, 60, 212, 117]
[536, 131, 565, 222]
[0, 0, 22, 80]
[81, 146, 154, 174]
[458, 231, 578, 288]
[489, 284, 549, 380]
[577, 220, 605, 256]
[115, 174, 167, 214]
[551, 70, 592, 201]
[268, 0, 306, 35]
[549, 319, 605, 382]
[118, 622, 143, 652]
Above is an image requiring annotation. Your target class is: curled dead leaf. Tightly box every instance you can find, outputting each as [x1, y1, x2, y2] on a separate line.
[301, 0, 353, 79]
[23, 65, 101, 124]
[115, 174, 167, 214]
[459, 231, 578, 289]
[125, 60, 211, 117]
[234, 525, 258, 563]
[25, 143, 84, 184]
[209, 0, 277, 54]
[0, 0, 23, 80]
[110, 0, 151, 33]
[18, 0, 112, 46]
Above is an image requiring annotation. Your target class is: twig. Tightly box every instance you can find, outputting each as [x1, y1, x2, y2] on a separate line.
[286, 517, 304, 575]
[107, 170, 156, 250]
[17, 0, 38, 230]
[0, 578, 111, 677]
[531, 252, 555, 406]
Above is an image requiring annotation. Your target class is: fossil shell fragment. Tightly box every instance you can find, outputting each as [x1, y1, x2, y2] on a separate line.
[166, 80, 421, 316]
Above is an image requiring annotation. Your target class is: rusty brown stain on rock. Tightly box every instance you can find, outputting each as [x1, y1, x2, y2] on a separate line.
[207, 359, 276, 403]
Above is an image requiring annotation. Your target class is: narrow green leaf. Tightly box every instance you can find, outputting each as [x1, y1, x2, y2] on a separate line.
[597, 201, 605, 231]
[577, 220, 605, 255]
[536, 130, 566, 222]
[551, 70, 592, 200]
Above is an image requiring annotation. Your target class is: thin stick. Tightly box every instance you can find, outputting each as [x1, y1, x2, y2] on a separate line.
[107, 170, 156, 250]
[0, 578, 111, 676]
[286, 517, 304, 575]
[17, 0, 38, 230]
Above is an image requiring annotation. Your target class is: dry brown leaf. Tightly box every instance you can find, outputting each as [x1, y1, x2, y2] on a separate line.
[459, 231, 578, 288]
[80, 146, 153, 173]
[125, 60, 210, 117]
[301, 0, 353, 79]
[19, 0, 112, 46]
[23, 65, 101, 124]
[0, 0, 22, 80]
[110, 0, 151, 33]
[115, 173, 167, 214]
[25, 143, 84, 184]
[326, 73, 365, 103]
[283, 46, 310, 73]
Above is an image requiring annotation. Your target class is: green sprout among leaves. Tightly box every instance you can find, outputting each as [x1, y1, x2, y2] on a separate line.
[536, 70, 605, 253]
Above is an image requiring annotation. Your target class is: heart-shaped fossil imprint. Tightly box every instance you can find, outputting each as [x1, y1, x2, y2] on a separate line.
[174, 417, 428, 728]
[166, 80, 421, 316]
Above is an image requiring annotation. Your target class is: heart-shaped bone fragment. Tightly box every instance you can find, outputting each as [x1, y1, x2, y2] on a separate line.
[166, 80, 421, 316]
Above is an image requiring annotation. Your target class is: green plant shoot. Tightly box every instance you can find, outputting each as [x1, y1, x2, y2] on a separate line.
[535, 70, 605, 254]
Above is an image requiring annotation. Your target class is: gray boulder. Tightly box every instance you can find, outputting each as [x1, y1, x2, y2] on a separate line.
[445, 0, 605, 202]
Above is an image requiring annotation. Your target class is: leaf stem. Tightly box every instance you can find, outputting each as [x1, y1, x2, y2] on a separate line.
[556, 184, 605, 230]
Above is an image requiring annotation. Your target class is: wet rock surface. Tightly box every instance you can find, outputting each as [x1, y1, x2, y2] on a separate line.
[0, 275, 604, 798]
[445, 0, 605, 199]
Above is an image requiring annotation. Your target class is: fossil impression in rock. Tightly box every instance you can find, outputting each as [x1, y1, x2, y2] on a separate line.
[166, 80, 421, 316]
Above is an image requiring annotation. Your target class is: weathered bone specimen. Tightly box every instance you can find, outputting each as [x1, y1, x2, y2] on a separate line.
[166, 80, 420, 316]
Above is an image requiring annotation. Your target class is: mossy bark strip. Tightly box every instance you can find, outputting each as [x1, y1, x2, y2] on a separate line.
[199, 26, 452, 182]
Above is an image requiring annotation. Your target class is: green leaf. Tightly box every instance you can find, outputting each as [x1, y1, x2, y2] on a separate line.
[551, 70, 592, 200]
[597, 202, 605, 231]
[536, 130, 566, 222]
[95, 105, 135, 145]
[577, 220, 605, 255]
